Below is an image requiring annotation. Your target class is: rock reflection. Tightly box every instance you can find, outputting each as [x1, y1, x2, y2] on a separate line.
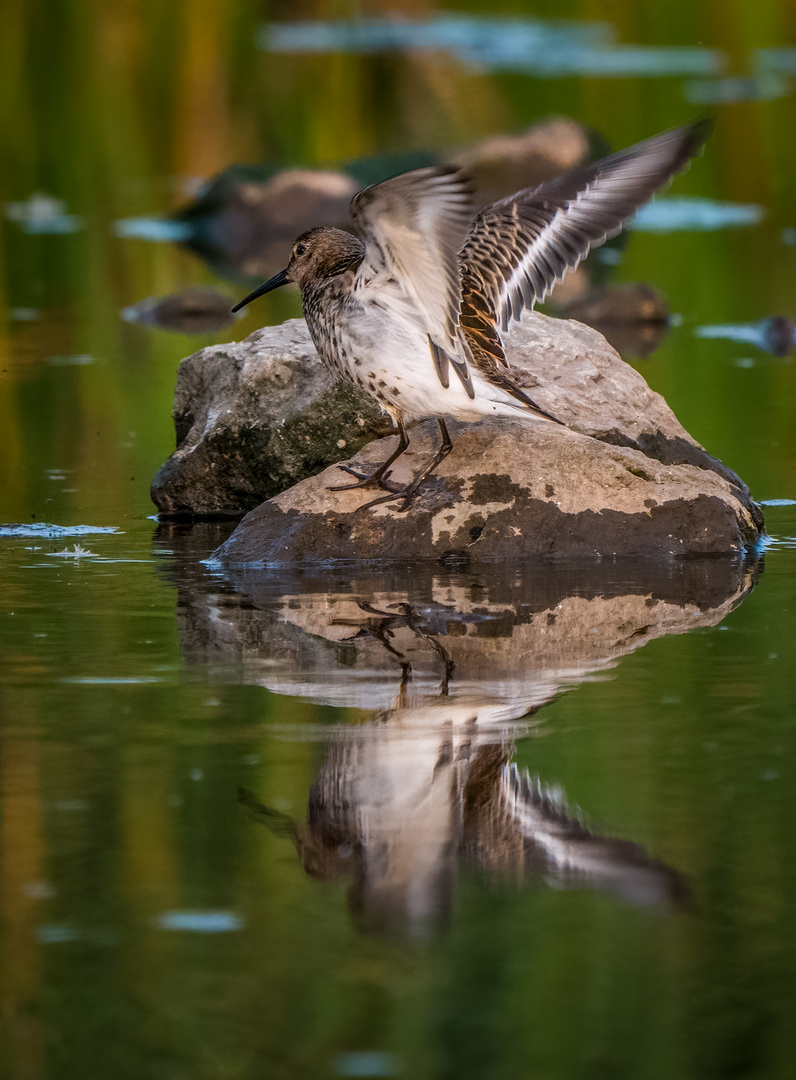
[171, 555, 759, 936]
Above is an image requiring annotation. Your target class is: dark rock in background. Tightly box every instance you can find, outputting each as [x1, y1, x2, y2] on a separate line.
[172, 117, 593, 283]
[175, 168, 358, 279]
[451, 116, 591, 209]
[122, 287, 240, 334]
[556, 283, 670, 358]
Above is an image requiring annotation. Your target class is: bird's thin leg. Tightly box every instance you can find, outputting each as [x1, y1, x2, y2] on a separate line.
[328, 417, 410, 491]
[359, 419, 454, 513]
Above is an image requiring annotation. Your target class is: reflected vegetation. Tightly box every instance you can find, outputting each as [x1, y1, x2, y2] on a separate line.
[169, 554, 758, 936]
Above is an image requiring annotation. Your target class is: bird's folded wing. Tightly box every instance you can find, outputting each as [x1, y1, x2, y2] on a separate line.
[350, 165, 475, 353]
[459, 118, 712, 335]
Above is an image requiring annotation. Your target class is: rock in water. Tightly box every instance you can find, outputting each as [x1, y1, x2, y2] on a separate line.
[205, 312, 763, 563]
[151, 319, 393, 517]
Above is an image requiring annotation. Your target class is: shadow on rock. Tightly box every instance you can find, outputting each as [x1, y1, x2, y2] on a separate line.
[165, 548, 760, 937]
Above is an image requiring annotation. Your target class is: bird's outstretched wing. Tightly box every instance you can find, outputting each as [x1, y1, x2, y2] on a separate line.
[350, 165, 475, 356]
[459, 119, 712, 360]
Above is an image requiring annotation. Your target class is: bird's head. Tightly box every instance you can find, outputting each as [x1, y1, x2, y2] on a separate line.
[232, 227, 366, 311]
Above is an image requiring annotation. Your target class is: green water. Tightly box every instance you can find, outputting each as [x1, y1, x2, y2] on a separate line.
[2, 2, 796, 1078]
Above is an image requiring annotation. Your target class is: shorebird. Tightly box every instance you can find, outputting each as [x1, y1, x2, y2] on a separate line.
[233, 119, 710, 509]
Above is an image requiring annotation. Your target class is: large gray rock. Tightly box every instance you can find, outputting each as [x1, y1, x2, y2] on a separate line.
[209, 313, 764, 564]
[151, 319, 393, 517]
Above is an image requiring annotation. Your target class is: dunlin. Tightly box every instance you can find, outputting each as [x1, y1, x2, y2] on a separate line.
[233, 120, 710, 509]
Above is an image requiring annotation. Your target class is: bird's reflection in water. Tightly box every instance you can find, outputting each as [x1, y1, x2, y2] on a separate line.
[162, 545, 759, 938]
[240, 749, 688, 939]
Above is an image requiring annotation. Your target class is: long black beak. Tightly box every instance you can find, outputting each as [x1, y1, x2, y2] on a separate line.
[231, 268, 290, 313]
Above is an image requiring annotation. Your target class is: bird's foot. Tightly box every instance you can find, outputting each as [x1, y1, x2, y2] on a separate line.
[327, 464, 403, 493]
[357, 481, 423, 513]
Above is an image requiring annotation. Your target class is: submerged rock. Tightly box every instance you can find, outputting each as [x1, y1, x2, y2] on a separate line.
[205, 312, 764, 563]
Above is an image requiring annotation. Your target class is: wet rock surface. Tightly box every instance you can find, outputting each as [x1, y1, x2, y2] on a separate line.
[206, 312, 764, 563]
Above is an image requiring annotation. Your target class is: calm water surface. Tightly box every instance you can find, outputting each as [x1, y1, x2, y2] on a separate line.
[2, 1, 796, 1077]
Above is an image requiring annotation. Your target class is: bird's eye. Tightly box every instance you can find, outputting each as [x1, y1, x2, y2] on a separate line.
[295, 244, 307, 256]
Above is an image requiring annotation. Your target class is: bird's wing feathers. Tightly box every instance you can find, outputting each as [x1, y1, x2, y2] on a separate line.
[459, 119, 711, 336]
[350, 165, 475, 353]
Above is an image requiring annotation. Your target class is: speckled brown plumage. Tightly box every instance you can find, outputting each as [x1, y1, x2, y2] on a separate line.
[232, 120, 711, 507]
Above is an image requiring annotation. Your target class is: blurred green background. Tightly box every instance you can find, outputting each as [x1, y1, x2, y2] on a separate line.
[2, 3, 796, 1079]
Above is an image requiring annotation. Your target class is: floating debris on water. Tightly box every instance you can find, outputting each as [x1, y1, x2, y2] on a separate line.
[47, 544, 97, 559]
[5, 193, 83, 234]
[631, 197, 764, 232]
[0, 523, 121, 539]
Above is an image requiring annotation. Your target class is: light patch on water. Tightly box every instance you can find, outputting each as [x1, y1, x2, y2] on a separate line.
[157, 911, 244, 933]
[0, 524, 122, 538]
[759, 499, 796, 507]
[37, 925, 80, 944]
[5, 193, 83, 234]
[595, 247, 623, 266]
[25, 881, 54, 899]
[630, 197, 764, 232]
[333, 1051, 401, 1077]
[49, 354, 95, 366]
[697, 323, 774, 346]
[259, 16, 723, 78]
[685, 72, 789, 104]
[756, 48, 796, 73]
[696, 318, 794, 357]
[59, 676, 164, 685]
[114, 216, 194, 241]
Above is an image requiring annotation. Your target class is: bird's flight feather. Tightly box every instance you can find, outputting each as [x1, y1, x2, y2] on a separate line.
[459, 119, 712, 358]
[350, 166, 475, 354]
